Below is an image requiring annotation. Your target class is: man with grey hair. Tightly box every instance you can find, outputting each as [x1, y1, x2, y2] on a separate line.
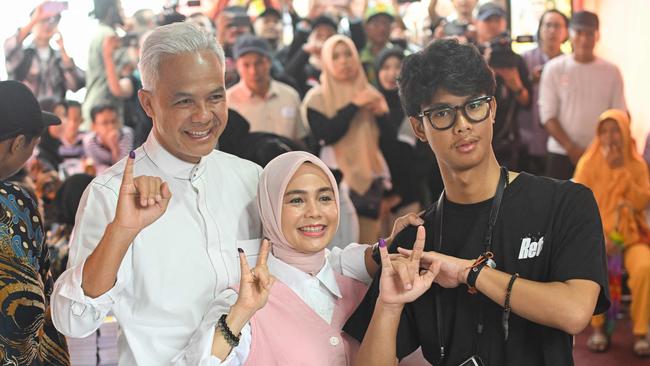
[51, 22, 264, 364]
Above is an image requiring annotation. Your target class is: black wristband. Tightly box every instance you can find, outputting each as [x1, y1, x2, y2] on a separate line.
[217, 313, 240, 347]
[466, 261, 487, 289]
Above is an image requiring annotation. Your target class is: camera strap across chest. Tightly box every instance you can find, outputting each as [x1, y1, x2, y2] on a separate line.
[433, 166, 509, 364]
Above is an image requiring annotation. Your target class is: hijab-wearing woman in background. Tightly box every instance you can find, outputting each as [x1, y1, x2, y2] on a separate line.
[203, 152, 423, 365]
[574, 110, 650, 357]
[302, 34, 392, 244]
[375, 47, 439, 229]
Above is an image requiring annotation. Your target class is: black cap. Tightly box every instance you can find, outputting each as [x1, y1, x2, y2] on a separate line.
[0, 81, 61, 140]
[477, 3, 507, 21]
[311, 14, 338, 31]
[224, 6, 251, 27]
[233, 34, 272, 60]
[258, 7, 281, 19]
[570, 11, 599, 31]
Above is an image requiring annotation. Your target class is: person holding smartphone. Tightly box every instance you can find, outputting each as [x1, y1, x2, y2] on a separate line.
[4, 1, 84, 102]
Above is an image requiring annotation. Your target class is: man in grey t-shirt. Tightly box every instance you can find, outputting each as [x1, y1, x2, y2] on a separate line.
[539, 11, 626, 179]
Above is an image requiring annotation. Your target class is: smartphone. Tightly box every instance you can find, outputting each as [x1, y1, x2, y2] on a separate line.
[187, 0, 201, 6]
[42, 1, 68, 15]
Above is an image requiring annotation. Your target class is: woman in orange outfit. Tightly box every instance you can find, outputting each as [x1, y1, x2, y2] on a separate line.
[574, 109, 650, 357]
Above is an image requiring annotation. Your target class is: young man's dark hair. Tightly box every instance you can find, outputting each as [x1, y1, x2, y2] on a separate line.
[90, 103, 118, 122]
[347, 39, 609, 366]
[398, 39, 496, 118]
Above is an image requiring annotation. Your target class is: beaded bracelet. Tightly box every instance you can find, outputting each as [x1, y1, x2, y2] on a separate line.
[217, 314, 240, 347]
[502, 273, 519, 341]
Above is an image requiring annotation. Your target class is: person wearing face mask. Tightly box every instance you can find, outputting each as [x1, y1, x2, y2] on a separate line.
[4, 2, 85, 102]
[573, 110, 650, 357]
[516, 10, 569, 176]
[302, 35, 392, 245]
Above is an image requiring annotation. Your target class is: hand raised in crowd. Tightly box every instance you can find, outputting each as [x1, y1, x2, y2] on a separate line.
[377, 226, 442, 307]
[352, 87, 383, 109]
[370, 96, 390, 116]
[30, 2, 57, 24]
[104, 127, 120, 149]
[397, 246, 474, 288]
[233, 239, 275, 318]
[302, 37, 323, 56]
[112, 151, 172, 233]
[55, 32, 73, 64]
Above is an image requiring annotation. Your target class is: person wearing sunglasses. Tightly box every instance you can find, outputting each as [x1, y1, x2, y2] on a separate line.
[346, 39, 609, 366]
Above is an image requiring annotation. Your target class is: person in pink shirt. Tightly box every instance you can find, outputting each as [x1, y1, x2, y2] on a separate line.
[206, 151, 422, 365]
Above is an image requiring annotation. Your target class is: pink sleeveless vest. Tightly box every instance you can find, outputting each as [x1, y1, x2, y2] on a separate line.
[243, 273, 368, 366]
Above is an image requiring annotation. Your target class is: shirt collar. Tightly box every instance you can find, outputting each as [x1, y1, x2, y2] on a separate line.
[141, 132, 206, 181]
[239, 80, 278, 100]
[267, 253, 342, 299]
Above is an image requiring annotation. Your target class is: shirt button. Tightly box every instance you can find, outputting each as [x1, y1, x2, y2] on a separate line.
[329, 336, 340, 346]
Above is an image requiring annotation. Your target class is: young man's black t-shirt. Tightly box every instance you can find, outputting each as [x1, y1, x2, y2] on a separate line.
[345, 172, 610, 366]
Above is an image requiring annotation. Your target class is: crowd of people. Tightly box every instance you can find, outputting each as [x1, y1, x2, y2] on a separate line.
[1, 0, 649, 365]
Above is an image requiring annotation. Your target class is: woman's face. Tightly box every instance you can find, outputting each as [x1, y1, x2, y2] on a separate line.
[281, 163, 338, 254]
[539, 12, 568, 49]
[330, 42, 358, 81]
[599, 119, 623, 151]
[378, 55, 402, 91]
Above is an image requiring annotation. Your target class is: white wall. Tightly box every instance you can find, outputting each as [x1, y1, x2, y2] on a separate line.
[582, 0, 650, 151]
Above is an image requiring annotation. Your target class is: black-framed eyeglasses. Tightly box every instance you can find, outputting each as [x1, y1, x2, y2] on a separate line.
[418, 96, 494, 131]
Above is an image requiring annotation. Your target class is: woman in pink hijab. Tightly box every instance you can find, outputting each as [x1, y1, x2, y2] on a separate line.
[206, 151, 423, 365]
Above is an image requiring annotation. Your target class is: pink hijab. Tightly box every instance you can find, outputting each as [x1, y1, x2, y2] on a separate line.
[257, 151, 340, 274]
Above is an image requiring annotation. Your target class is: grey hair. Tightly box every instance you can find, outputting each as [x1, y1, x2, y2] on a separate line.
[138, 22, 225, 90]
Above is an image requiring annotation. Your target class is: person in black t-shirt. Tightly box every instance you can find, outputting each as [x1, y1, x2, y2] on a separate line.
[346, 39, 610, 366]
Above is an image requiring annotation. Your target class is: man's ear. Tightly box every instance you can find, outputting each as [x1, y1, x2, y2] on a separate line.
[409, 116, 428, 142]
[10, 135, 26, 154]
[138, 89, 155, 120]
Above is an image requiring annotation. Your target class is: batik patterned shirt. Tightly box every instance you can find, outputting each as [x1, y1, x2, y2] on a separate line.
[0, 181, 69, 366]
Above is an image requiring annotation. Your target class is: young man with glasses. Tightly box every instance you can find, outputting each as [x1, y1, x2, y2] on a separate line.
[346, 39, 609, 366]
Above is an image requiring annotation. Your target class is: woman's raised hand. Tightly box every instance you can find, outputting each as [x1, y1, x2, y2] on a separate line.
[233, 239, 275, 317]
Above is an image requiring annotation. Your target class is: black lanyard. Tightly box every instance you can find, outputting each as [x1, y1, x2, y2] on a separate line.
[433, 166, 509, 363]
